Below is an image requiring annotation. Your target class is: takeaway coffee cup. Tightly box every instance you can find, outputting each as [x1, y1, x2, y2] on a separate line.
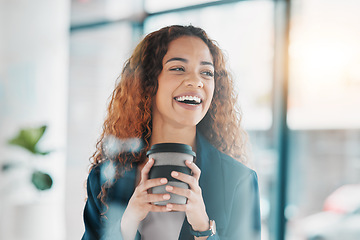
[147, 143, 196, 205]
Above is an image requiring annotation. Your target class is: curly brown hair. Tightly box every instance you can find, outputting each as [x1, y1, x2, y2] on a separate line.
[90, 25, 249, 207]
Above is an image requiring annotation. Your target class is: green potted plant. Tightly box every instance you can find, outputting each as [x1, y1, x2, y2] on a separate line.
[2, 125, 53, 191]
[0, 125, 64, 240]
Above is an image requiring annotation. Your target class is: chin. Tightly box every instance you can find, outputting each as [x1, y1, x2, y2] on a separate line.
[176, 118, 203, 128]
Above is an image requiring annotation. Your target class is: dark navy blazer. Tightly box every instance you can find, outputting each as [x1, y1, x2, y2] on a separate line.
[82, 132, 261, 240]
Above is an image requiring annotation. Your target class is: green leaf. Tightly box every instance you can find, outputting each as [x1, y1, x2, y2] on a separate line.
[31, 171, 53, 191]
[8, 125, 48, 155]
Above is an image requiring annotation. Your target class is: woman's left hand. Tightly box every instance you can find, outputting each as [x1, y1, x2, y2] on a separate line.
[165, 160, 210, 232]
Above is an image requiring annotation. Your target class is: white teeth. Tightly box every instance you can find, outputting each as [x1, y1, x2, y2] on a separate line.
[175, 95, 201, 103]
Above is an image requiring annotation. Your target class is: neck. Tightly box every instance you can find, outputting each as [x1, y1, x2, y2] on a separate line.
[150, 123, 197, 151]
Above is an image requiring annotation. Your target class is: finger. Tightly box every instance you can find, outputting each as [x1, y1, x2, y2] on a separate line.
[185, 160, 201, 181]
[171, 171, 199, 191]
[165, 185, 192, 198]
[166, 203, 187, 212]
[141, 193, 171, 203]
[140, 177, 168, 192]
[149, 204, 172, 212]
[140, 158, 154, 182]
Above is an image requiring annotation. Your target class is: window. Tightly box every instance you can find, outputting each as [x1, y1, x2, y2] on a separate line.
[145, 0, 218, 13]
[288, 0, 360, 129]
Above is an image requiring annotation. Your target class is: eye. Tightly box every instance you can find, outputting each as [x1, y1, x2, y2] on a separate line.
[201, 70, 214, 77]
[169, 67, 185, 72]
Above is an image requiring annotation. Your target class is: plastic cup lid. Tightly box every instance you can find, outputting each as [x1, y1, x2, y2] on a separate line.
[146, 143, 196, 157]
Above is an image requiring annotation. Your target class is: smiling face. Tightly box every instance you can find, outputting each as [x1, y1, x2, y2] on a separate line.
[152, 36, 215, 129]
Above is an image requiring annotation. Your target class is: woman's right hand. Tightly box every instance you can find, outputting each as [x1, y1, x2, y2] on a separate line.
[120, 158, 170, 239]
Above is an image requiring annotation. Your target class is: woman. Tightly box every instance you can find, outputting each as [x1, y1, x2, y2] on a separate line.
[82, 25, 261, 240]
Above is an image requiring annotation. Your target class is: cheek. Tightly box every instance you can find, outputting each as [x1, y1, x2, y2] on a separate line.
[157, 83, 170, 100]
[154, 91, 166, 111]
[154, 82, 173, 110]
[207, 82, 215, 102]
[155, 76, 167, 101]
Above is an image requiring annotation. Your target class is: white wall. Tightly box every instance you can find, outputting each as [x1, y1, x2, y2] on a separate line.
[0, 0, 70, 239]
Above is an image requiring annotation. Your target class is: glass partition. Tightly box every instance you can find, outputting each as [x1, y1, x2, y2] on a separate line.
[68, 1, 360, 240]
[67, 22, 134, 239]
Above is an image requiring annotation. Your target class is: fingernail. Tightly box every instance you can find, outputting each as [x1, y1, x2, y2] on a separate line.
[166, 185, 173, 191]
[163, 194, 170, 200]
[171, 171, 178, 177]
[186, 160, 192, 164]
[167, 204, 173, 210]
[160, 178, 167, 184]
[147, 158, 153, 164]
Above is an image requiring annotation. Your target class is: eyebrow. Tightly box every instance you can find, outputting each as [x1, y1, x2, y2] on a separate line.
[165, 57, 214, 67]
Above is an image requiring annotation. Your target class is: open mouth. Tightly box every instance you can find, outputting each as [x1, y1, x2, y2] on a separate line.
[174, 95, 202, 105]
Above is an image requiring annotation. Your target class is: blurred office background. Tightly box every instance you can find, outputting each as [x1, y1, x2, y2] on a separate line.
[0, 0, 360, 239]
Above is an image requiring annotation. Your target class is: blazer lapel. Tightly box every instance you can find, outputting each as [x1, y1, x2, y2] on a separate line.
[178, 132, 227, 239]
[196, 132, 227, 232]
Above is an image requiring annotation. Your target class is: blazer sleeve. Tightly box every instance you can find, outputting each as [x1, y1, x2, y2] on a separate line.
[208, 171, 261, 240]
[81, 168, 141, 240]
[82, 169, 104, 240]
[82, 168, 127, 240]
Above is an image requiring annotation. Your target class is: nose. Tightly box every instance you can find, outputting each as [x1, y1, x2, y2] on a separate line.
[184, 73, 204, 88]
